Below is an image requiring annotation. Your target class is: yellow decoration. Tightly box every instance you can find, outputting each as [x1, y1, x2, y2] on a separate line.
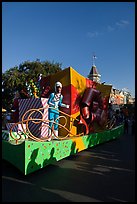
[70, 67, 87, 96]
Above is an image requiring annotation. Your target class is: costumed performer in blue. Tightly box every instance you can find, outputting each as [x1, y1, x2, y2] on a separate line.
[47, 81, 69, 141]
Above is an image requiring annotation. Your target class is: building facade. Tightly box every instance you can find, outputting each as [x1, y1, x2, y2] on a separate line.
[88, 59, 135, 106]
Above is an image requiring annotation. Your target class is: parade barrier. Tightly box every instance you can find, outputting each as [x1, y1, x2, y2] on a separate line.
[2, 124, 124, 175]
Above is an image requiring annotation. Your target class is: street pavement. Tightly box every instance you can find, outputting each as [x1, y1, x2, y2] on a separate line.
[2, 127, 135, 202]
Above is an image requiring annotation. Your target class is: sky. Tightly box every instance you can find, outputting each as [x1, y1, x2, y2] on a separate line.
[2, 2, 135, 97]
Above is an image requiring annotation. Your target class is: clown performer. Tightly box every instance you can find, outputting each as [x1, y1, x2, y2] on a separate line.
[47, 81, 69, 141]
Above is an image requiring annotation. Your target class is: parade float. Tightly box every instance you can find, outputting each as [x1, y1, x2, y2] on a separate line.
[2, 67, 124, 175]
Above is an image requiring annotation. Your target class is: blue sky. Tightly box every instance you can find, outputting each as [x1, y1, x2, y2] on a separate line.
[2, 2, 135, 97]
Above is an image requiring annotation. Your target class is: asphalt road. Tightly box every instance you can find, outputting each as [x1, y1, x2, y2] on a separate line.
[2, 128, 135, 202]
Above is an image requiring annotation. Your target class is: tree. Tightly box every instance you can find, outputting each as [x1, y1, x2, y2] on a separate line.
[2, 59, 62, 110]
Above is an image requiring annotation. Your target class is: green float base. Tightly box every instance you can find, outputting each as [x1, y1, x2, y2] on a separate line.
[2, 125, 124, 175]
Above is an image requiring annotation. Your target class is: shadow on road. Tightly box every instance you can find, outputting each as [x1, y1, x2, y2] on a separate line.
[2, 132, 135, 202]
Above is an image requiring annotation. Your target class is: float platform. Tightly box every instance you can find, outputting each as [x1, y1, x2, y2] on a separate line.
[2, 125, 124, 175]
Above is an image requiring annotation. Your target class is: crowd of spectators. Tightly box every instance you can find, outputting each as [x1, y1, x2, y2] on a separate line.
[108, 103, 135, 135]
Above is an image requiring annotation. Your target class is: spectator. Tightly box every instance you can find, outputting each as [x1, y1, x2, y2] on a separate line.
[115, 109, 122, 126]
[124, 117, 129, 134]
[131, 116, 135, 135]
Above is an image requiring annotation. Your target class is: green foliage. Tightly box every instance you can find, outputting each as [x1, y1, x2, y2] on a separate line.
[2, 59, 62, 110]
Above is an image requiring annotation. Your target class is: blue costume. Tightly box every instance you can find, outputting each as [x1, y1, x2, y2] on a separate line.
[48, 92, 68, 131]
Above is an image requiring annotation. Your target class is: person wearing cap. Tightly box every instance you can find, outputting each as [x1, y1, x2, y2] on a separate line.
[47, 81, 69, 141]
